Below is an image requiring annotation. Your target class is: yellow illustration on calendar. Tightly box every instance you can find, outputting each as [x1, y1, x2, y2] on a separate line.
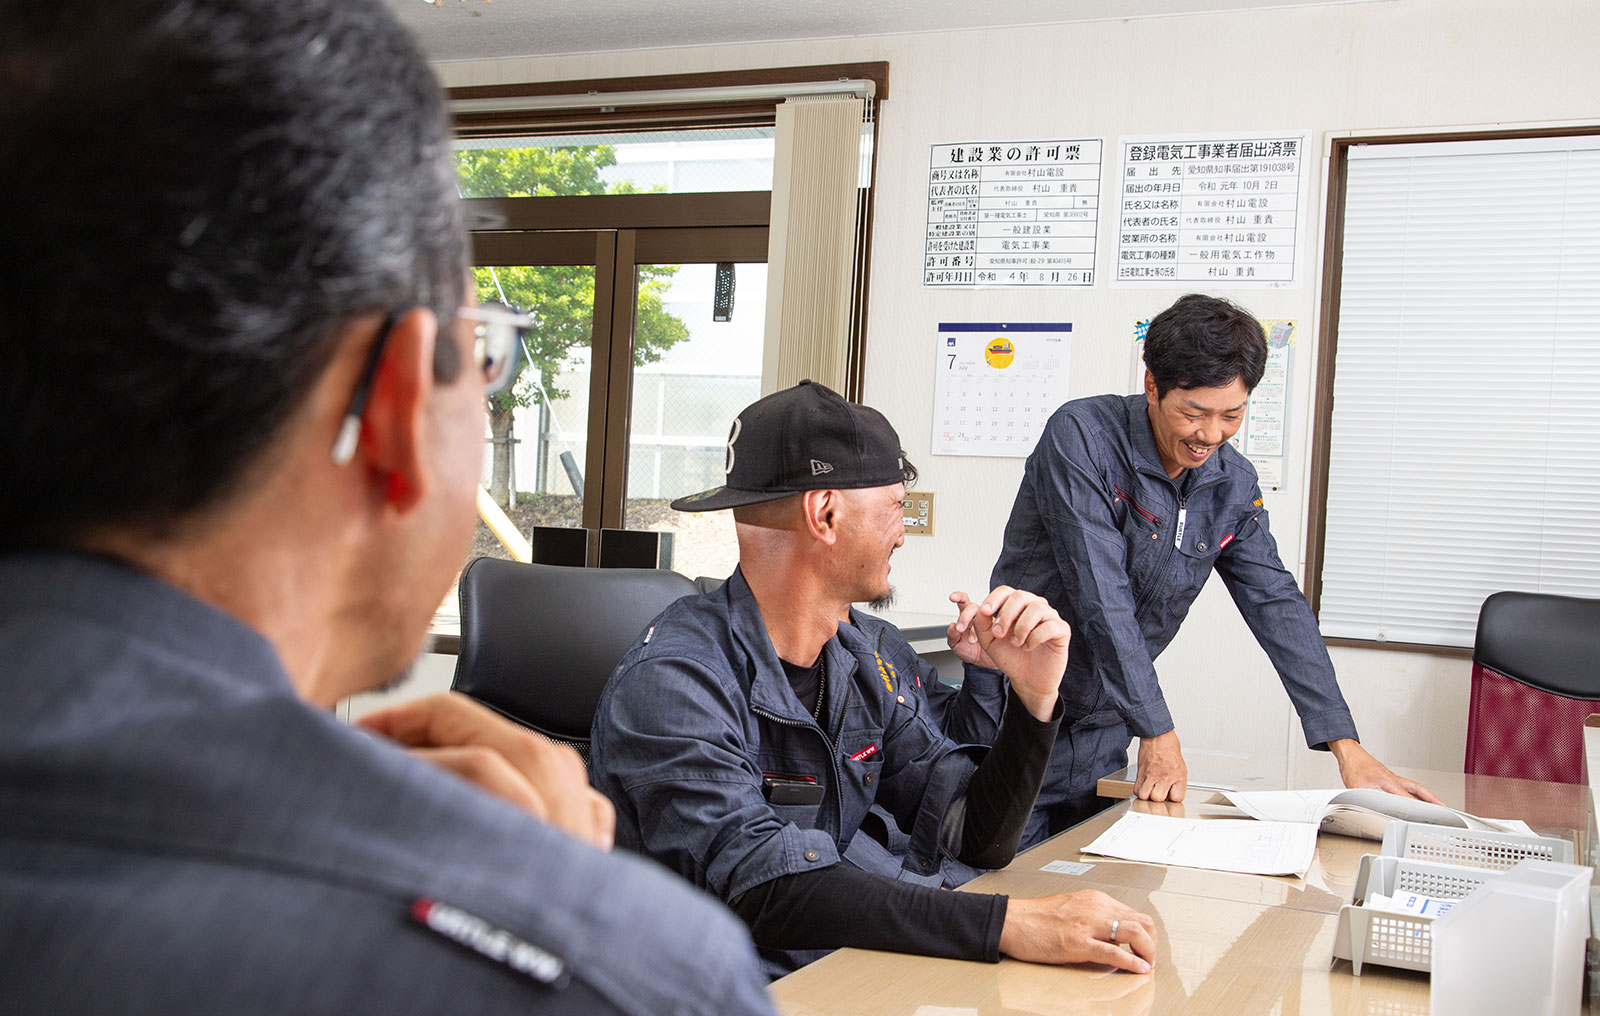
[983, 337, 1015, 368]
[932, 322, 1072, 457]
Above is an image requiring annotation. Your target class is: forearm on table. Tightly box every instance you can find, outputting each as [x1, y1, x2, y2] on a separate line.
[728, 864, 1006, 962]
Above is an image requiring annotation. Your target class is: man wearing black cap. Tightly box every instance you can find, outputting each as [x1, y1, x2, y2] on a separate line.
[589, 380, 1157, 978]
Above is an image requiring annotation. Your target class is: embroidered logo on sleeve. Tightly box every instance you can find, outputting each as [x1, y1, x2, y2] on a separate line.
[411, 899, 569, 987]
[872, 651, 897, 692]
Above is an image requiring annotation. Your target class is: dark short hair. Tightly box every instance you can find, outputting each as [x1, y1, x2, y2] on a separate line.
[0, 0, 466, 550]
[1142, 294, 1267, 399]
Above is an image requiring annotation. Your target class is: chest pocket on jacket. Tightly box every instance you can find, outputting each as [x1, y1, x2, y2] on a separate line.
[1112, 485, 1165, 575]
[756, 736, 827, 827]
[839, 738, 885, 794]
[768, 798, 824, 832]
[1173, 508, 1226, 594]
[760, 769, 826, 830]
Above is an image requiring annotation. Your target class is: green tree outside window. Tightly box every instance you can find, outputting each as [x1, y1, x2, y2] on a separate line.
[456, 145, 688, 507]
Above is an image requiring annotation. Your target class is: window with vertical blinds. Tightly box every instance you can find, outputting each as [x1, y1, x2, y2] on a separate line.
[1317, 133, 1600, 648]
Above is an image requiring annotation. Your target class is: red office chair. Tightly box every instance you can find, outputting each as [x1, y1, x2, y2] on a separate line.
[1464, 591, 1600, 785]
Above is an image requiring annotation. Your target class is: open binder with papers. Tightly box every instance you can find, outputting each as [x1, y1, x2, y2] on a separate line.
[1078, 790, 1534, 879]
[1204, 788, 1533, 841]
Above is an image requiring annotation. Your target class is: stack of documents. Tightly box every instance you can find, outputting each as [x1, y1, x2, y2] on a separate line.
[1081, 810, 1319, 877]
[1080, 789, 1530, 878]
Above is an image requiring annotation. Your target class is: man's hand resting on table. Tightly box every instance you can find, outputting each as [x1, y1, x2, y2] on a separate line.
[1329, 738, 1443, 804]
[1135, 729, 1188, 803]
[999, 890, 1157, 973]
[359, 692, 616, 850]
[947, 586, 1070, 723]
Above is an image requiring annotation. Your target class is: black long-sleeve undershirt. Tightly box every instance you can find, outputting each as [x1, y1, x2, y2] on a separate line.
[730, 673, 1061, 963]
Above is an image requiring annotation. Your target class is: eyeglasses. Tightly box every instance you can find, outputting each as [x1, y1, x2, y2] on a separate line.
[462, 301, 531, 397]
[330, 302, 532, 466]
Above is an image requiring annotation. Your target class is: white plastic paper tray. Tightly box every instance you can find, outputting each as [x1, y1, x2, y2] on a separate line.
[1334, 854, 1501, 975]
[1379, 819, 1574, 870]
[1334, 821, 1575, 976]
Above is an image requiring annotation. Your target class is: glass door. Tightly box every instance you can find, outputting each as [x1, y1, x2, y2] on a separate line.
[463, 216, 605, 564]
[471, 261, 596, 559]
[623, 261, 768, 583]
[456, 124, 774, 570]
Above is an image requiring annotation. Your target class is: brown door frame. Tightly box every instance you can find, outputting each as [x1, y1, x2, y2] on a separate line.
[467, 195, 768, 561]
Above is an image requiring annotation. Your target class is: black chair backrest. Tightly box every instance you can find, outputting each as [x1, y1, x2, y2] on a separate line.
[451, 557, 698, 756]
[1474, 590, 1600, 700]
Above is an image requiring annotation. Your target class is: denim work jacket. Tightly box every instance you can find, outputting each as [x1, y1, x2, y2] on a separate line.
[589, 568, 986, 966]
[991, 393, 1358, 748]
[1, 553, 774, 1016]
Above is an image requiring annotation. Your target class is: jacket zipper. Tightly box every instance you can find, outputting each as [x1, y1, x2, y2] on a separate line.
[1130, 468, 1227, 613]
[752, 676, 851, 839]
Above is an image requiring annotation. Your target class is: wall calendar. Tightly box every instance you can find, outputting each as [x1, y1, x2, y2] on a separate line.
[931, 322, 1072, 457]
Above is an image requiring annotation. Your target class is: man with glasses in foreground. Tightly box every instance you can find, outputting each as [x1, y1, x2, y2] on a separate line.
[0, 1, 771, 1012]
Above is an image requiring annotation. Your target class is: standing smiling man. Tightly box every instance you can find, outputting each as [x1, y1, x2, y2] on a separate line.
[989, 294, 1439, 846]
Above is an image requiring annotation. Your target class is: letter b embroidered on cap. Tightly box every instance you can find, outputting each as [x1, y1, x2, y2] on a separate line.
[724, 417, 743, 475]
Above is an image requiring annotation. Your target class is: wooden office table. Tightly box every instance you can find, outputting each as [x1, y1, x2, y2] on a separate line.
[770, 766, 1590, 1015]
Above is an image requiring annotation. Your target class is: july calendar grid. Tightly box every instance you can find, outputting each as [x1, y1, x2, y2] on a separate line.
[931, 323, 1072, 457]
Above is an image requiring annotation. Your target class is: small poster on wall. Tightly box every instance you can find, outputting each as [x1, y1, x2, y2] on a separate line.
[1235, 319, 1296, 489]
[924, 140, 1104, 287]
[932, 322, 1072, 457]
[1113, 132, 1309, 286]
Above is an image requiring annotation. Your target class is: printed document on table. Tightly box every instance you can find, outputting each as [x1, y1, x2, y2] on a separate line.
[1205, 788, 1533, 840]
[1080, 811, 1318, 877]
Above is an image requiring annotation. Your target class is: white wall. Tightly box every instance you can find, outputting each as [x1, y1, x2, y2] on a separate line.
[432, 0, 1600, 776]
[339, 652, 458, 723]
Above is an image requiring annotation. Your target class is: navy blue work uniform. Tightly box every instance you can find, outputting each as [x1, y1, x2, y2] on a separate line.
[0, 552, 774, 1016]
[990, 393, 1359, 846]
[590, 568, 990, 977]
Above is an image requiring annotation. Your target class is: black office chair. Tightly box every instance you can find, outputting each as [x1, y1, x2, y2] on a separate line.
[451, 557, 698, 764]
[1464, 591, 1600, 785]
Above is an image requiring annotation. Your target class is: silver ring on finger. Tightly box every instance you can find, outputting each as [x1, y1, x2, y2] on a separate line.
[1110, 919, 1119, 944]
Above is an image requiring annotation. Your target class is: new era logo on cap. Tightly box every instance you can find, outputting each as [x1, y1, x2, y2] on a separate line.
[810, 459, 833, 475]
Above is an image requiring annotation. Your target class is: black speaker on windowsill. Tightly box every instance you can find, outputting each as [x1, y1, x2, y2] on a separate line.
[529, 525, 589, 567]
[599, 528, 674, 570]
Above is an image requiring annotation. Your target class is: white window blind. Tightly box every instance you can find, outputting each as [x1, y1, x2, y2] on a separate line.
[1319, 134, 1600, 648]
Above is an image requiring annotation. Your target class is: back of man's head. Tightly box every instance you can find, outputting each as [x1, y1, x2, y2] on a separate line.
[0, 0, 465, 551]
[1142, 293, 1267, 398]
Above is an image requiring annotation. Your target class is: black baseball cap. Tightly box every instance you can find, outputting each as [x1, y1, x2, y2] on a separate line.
[670, 380, 914, 512]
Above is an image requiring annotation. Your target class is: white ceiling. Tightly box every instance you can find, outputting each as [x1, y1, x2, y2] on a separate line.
[387, 0, 1381, 63]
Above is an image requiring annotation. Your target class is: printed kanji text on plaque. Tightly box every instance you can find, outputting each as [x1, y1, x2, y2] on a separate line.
[926, 141, 1104, 287]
